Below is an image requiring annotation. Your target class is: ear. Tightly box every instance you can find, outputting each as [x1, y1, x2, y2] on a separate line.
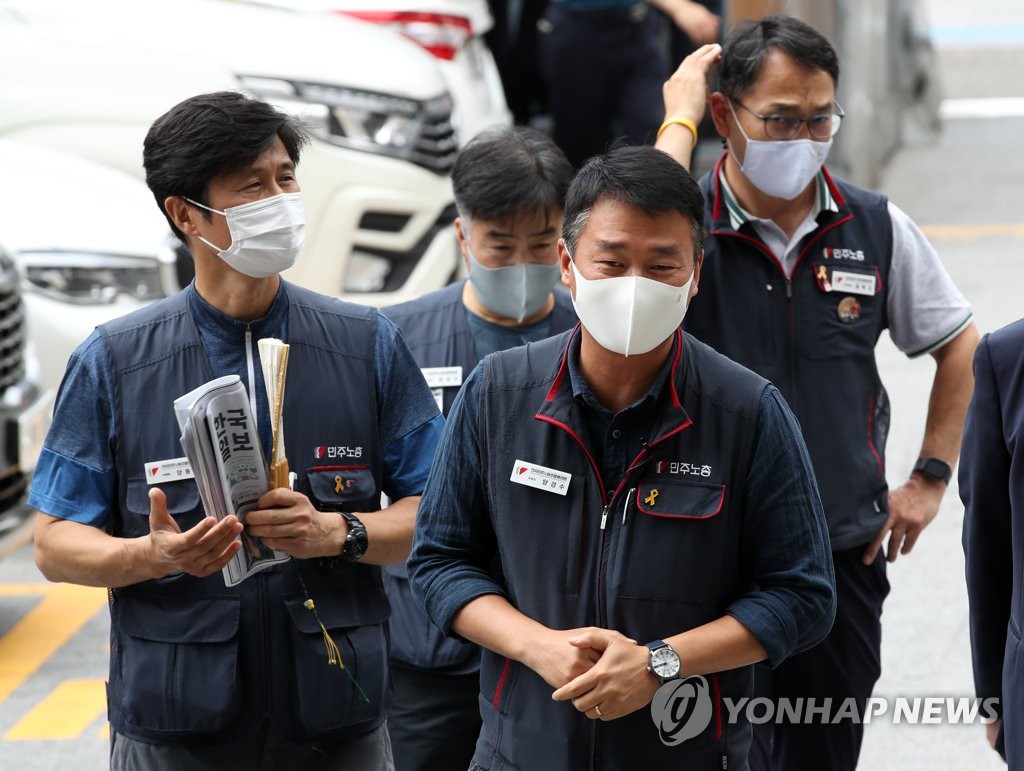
[708, 92, 732, 140]
[689, 250, 705, 301]
[164, 196, 200, 238]
[454, 217, 471, 271]
[558, 239, 575, 294]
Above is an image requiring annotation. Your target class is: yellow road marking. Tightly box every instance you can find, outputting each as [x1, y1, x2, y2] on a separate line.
[0, 585, 49, 596]
[0, 584, 107, 704]
[920, 223, 1024, 240]
[5, 679, 106, 740]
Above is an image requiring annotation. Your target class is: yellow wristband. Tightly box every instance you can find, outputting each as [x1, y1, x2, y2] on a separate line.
[657, 116, 698, 145]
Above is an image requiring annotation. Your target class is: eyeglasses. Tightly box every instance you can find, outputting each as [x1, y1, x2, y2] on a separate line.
[730, 99, 844, 140]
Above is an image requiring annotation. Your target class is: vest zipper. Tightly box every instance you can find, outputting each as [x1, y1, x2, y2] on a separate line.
[245, 325, 259, 439]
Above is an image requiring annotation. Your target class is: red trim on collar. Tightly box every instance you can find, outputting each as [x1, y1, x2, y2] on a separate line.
[545, 323, 581, 401]
[668, 328, 684, 408]
[711, 154, 728, 223]
[820, 165, 846, 207]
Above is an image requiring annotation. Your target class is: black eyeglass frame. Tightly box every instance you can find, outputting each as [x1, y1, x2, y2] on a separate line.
[730, 98, 845, 140]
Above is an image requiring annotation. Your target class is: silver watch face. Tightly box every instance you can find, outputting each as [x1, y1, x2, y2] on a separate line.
[651, 645, 680, 678]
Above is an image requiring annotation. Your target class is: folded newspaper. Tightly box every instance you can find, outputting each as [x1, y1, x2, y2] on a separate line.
[173, 375, 289, 586]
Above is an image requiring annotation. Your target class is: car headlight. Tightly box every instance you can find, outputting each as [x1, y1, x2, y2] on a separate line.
[19, 249, 178, 305]
[238, 75, 458, 173]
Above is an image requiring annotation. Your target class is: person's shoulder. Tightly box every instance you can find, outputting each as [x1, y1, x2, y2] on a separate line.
[99, 291, 189, 337]
[682, 332, 768, 413]
[382, 280, 465, 325]
[285, 282, 377, 322]
[825, 170, 889, 211]
[984, 318, 1024, 359]
[482, 329, 571, 389]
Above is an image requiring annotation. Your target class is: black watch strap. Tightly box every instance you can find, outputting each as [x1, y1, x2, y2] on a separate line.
[338, 511, 368, 562]
[913, 457, 952, 485]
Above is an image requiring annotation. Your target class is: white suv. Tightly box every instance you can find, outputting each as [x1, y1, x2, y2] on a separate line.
[0, 0, 496, 306]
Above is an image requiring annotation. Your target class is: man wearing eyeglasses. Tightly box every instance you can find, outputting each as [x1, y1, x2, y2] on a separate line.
[656, 15, 979, 771]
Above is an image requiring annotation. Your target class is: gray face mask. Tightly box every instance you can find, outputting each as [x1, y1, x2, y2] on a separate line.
[467, 246, 560, 323]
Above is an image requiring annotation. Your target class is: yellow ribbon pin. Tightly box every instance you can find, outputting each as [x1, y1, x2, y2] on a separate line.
[644, 489, 659, 507]
[334, 476, 344, 493]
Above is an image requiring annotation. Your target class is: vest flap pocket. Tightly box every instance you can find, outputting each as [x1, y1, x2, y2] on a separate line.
[283, 584, 390, 633]
[305, 466, 374, 510]
[125, 478, 202, 517]
[114, 592, 242, 734]
[119, 593, 240, 643]
[635, 480, 725, 520]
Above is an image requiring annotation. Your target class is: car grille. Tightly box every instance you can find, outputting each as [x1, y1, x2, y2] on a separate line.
[412, 94, 458, 174]
[0, 258, 25, 392]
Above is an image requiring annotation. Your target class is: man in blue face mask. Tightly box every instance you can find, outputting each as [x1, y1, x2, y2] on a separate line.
[656, 16, 980, 771]
[380, 125, 577, 771]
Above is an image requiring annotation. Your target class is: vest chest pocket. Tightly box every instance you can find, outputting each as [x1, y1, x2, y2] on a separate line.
[304, 466, 377, 511]
[609, 479, 727, 605]
[124, 478, 204, 537]
[799, 263, 883, 359]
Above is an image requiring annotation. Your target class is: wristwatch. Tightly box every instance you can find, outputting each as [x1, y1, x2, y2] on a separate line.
[913, 457, 952, 485]
[337, 511, 368, 562]
[645, 640, 681, 685]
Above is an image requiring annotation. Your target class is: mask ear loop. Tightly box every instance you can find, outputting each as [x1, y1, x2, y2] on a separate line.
[183, 197, 230, 253]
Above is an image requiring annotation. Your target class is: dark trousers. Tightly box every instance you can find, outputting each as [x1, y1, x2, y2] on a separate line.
[538, 4, 666, 169]
[749, 546, 890, 771]
[110, 721, 394, 771]
[389, 662, 482, 771]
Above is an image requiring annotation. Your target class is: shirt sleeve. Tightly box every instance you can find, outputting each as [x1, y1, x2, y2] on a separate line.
[407, 361, 506, 635]
[374, 312, 444, 499]
[960, 333, 1013, 711]
[26, 331, 117, 526]
[885, 201, 974, 357]
[725, 386, 837, 667]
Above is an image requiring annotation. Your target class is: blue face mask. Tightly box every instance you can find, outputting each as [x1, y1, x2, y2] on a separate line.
[467, 246, 560, 323]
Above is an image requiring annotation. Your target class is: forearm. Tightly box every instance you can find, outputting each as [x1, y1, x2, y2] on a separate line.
[665, 616, 768, 677]
[452, 593, 547, 663]
[33, 513, 159, 588]
[358, 494, 418, 565]
[919, 323, 980, 468]
[654, 126, 696, 171]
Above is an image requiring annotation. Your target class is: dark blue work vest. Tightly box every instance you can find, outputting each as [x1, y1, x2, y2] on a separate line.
[471, 328, 766, 770]
[382, 279, 577, 672]
[688, 161, 894, 550]
[98, 283, 389, 745]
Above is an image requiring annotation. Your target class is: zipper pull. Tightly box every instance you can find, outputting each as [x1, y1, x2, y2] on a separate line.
[785, 279, 792, 299]
[622, 487, 635, 525]
[600, 504, 610, 531]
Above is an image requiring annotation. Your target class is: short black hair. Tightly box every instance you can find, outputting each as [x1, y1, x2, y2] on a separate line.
[718, 14, 840, 99]
[452, 125, 574, 225]
[562, 146, 705, 258]
[143, 91, 309, 242]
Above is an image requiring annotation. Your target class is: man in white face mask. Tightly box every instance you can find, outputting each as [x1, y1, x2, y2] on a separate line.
[657, 16, 980, 771]
[408, 145, 835, 771]
[381, 125, 577, 771]
[30, 91, 443, 770]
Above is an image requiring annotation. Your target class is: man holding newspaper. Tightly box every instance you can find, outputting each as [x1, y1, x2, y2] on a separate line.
[29, 91, 443, 770]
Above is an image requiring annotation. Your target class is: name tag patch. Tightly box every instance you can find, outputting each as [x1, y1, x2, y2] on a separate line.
[510, 459, 571, 496]
[144, 456, 195, 484]
[422, 367, 463, 412]
[830, 270, 876, 296]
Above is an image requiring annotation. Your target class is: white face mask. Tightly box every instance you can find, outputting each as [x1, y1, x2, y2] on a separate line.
[729, 103, 832, 201]
[566, 247, 694, 357]
[186, 192, 305, 278]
